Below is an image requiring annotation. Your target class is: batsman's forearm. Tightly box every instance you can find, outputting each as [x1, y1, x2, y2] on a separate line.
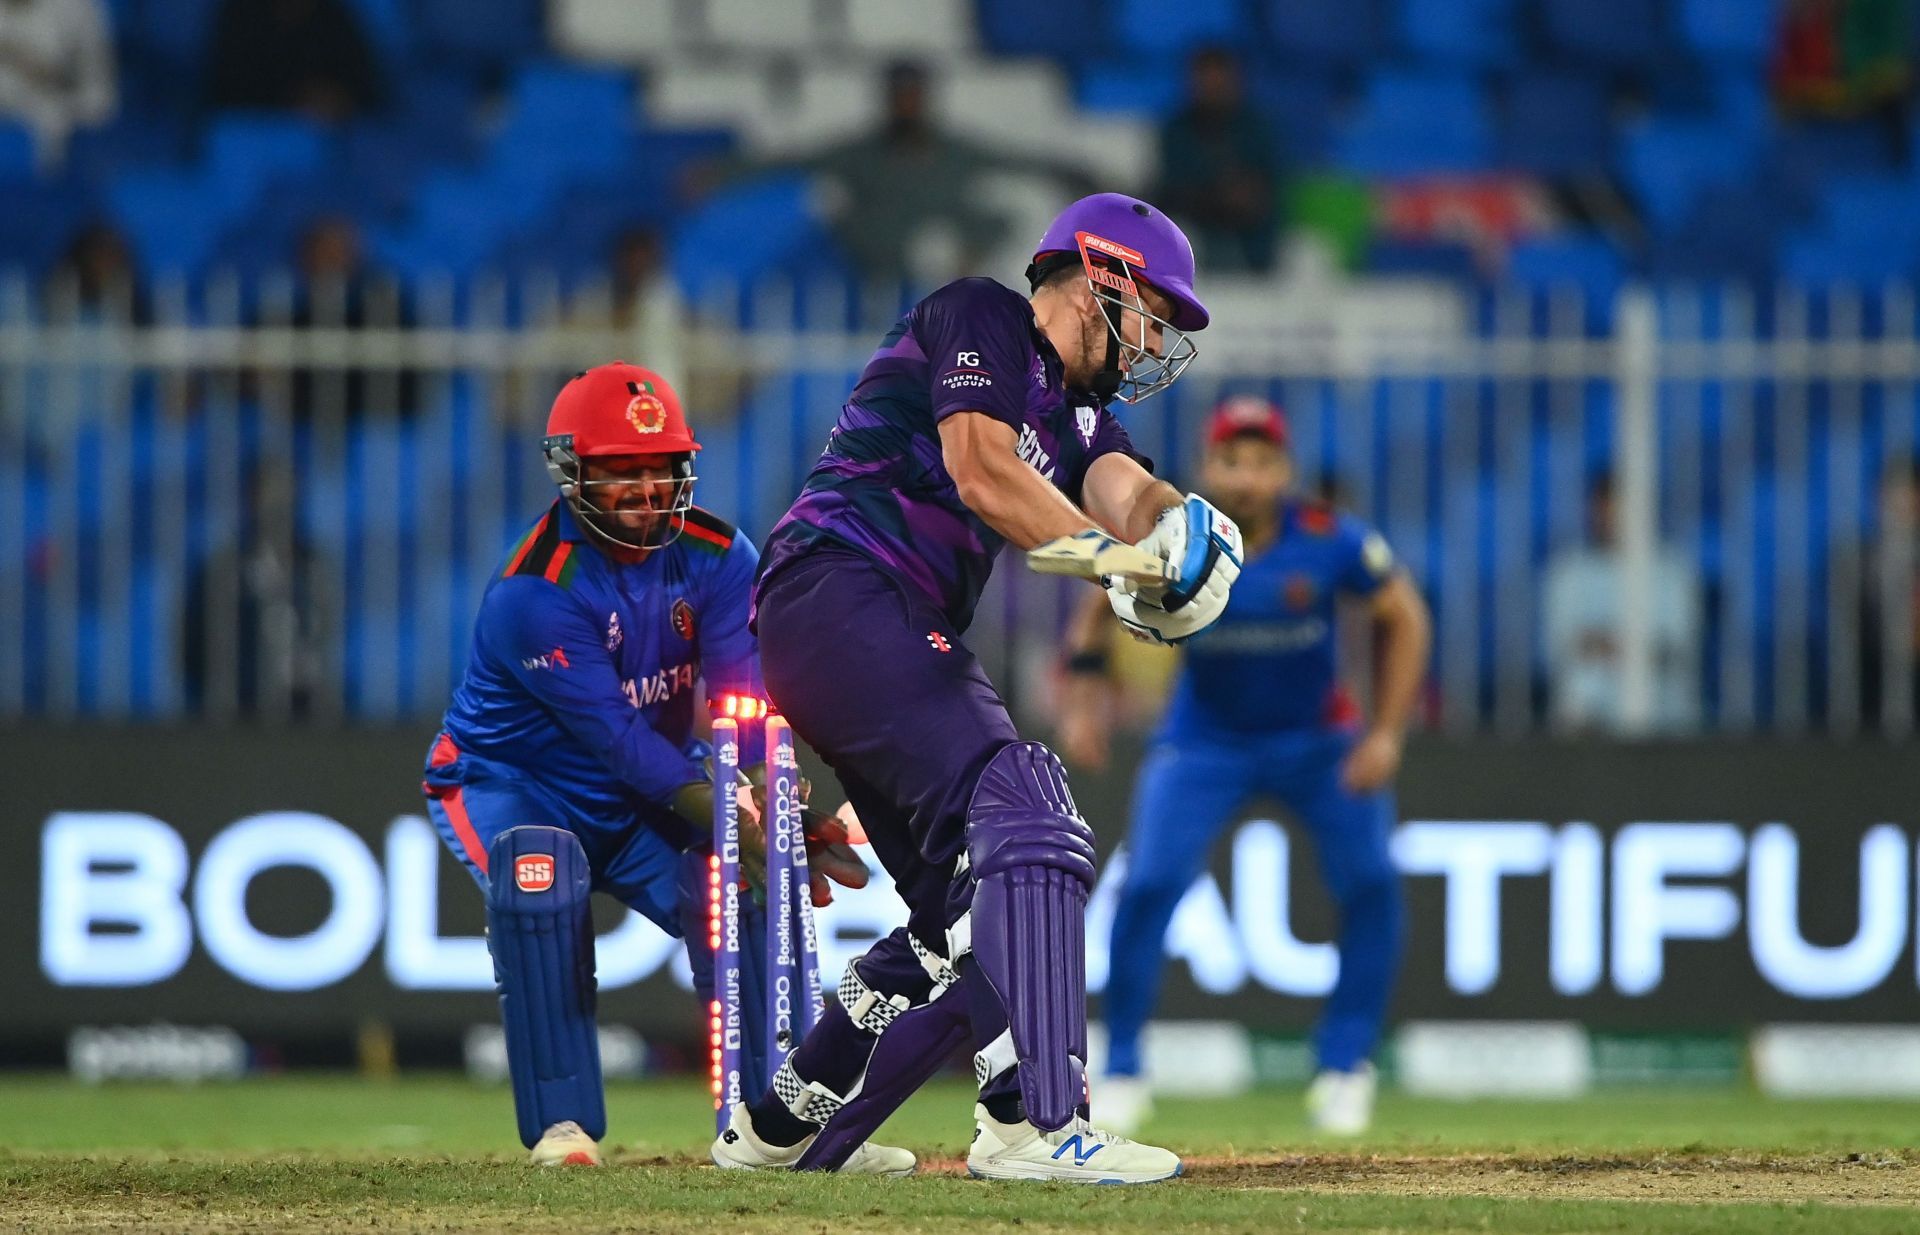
[1371, 584, 1432, 735]
[1121, 480, 1183, 543]
[954, 452, 1097, 550]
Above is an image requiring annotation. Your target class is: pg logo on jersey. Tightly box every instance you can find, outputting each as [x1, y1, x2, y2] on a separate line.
[514, 854, 555, 893]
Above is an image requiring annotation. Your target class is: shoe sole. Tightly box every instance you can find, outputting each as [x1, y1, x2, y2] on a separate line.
[966, 1160, 1184, 1185]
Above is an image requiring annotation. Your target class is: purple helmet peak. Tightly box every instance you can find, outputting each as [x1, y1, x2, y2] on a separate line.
[1033, 193, 1209, 332]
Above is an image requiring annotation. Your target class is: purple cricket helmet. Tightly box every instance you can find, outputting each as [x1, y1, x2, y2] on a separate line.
[1030, 193, 1206, 403]
[1033, 192, 1208, 330]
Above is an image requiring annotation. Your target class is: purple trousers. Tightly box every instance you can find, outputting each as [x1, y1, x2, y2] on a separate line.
[755, 548, 1029, 1161]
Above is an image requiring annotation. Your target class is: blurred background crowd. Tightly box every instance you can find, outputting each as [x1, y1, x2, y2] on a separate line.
[3, 0, 1920, 739]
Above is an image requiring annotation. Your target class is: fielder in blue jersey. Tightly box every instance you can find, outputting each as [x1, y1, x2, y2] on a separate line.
[420, 363, 877, 1168]
[1058, 396, 1431, 1137]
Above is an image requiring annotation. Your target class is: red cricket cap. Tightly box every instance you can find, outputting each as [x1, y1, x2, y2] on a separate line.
[1206, 396, 1289, 449]
[546, 362, 700, 457]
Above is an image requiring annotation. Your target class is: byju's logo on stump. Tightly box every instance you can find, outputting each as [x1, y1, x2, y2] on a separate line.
[514, 854, 555, 893]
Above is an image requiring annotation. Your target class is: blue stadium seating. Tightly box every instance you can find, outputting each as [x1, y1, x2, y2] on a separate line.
[0, 185, 91, 276]
[1262, 0, 1382, 68]
[413, 0, 544, 75]
[1505, 235, 1625, 297]
[1401, 0, 1519, 67]
[976, 0, 1105, 59]
[1649, 187, 1784, 281]
[1680, 0, 1778, 64]
[1337, 71, 1493, 175]
[0, 123, 35, 184]
[108, 169, 251, 275]
[1620, 116, 1761, 233]
[1114, 0, 1243, 57]
[1541, 0, 1668, 71]
[669, 176, 844, 308]
[204, 115, 333, 200]
[1248, 70, 1337, 163]
[1077, 59, 1186, 115]
[1499, 72, 1612, 176]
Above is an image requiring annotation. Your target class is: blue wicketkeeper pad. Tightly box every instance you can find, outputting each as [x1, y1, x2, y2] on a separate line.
[487, 825, 605, 1148]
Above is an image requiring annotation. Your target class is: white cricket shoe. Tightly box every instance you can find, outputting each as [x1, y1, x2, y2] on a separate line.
[529, 1120, 601, 1167]
[1093, 1073, 1154, 1136]
[1306, 1064, 1376, 1136]
[967, 1103, 1182, 1184]
[709, 1101, 916, 1176]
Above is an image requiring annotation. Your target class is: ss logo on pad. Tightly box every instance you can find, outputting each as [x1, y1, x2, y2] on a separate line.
[515, 854, 555, 892]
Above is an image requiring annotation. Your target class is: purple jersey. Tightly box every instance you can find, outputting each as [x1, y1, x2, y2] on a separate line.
[756, 277, 1151, 632]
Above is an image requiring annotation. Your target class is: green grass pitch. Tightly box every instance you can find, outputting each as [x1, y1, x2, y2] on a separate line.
[2, 1074, 1916, 1232]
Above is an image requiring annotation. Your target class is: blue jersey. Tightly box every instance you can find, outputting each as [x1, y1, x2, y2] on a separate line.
[758, 277, 1149, 633]
[433, 499, 762, 839]
[1163, 499, 1395, 737]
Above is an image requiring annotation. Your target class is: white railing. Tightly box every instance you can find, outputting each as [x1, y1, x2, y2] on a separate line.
[3, 270, 1918, 736]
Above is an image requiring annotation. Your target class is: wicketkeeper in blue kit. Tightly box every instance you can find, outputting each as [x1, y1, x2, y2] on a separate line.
[710, 194, 1240, 1184]
[419, 363, 884, 1168]
[1057, 396, 1431, 1136]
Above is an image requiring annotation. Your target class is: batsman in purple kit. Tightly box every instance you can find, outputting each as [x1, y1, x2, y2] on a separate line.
[710, 194, 1243, 1183]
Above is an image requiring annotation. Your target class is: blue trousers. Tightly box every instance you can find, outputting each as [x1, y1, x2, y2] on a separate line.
[1103, 726, 1403, 1076]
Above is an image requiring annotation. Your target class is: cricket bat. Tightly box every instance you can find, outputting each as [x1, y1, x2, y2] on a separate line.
[1026, 529, 1177, 585]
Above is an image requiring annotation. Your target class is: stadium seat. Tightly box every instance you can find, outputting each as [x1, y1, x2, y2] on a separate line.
[1505, 235, 1625, 297]
[1542, 0, 1667, 71]
[1498, 73, 1612, 176]
[1114, 0, 1242, 57]
[755, 65, 881, 153]
[414, 0, 544, 74]
[937, 63, 1076, 147]
[1647, 186, 1782, 281]
[1401, 0, 1520, 67]
[108, 170, 245, 276]
[1620, 116, 1760, 233]
[204, 115, 332, 200]
[0, 123, 34, 183]
[1248, 71, 1338, 164]
[0, 185, 92, 276]
[669, 175, 836, 305]
[548, 0, 682, 61]
[703, 0, 821, 50]
[1679, 0, 1777, 64]
[128, 0, 223, 78]
[341, 0, 411, 65]
[842, 0, 976, 53]
[1262, 0, 1383, 69]
[1077, 59, 1185, 116]
[1336, 71, 1493, 176]
[975, 0, 1103, 58]
[500, 62, 639, 138]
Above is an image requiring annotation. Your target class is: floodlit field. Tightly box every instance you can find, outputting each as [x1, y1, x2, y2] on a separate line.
[3, 1075, 1916, 1232]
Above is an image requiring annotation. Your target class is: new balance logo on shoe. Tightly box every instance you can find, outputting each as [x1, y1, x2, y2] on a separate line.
[1050, 1135, 1103, 1166]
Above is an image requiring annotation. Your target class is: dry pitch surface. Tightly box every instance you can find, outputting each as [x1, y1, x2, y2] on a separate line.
[3, 1075, 1916, 1233]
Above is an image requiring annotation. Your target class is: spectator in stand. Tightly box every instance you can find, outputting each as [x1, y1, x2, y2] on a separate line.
[273, 215, 417, 420]
[707, 61, 1092, 283]
[206, 0, 384, 123]
[180, 458, 335, 720]
[1151, 46, 1280, 274]
[44, 221, 146, 324]
[1774, 0, 1914, 163]
[1542, 472, 1703, 734]
[1855, 459, 1920, 728]
[0, 0, 116, 170]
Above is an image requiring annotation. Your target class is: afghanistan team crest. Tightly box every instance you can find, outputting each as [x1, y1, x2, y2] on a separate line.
[625, 379, 667, 435]
[671, 598, 696, 641]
